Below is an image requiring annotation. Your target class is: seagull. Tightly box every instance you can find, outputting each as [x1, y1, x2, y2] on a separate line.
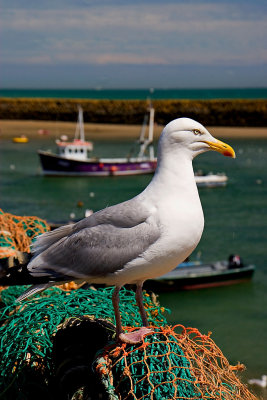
[0, 118, 235, 344]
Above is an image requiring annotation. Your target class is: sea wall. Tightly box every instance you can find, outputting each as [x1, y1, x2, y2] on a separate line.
[0, 98, 266, 126]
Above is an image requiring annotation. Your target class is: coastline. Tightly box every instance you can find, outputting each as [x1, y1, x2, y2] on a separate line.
[0, 119, 266, 140]
[1, 98, 266, 127]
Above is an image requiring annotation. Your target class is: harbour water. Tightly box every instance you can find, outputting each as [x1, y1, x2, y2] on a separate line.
[0, 134, 267, 398]
[1, 87, 267, 100]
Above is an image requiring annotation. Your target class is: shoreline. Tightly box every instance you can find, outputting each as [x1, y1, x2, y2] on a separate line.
[0, 119, 266, 140]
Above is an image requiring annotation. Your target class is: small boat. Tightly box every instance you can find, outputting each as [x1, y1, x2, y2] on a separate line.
[38, 106, 156, 176]
[194, 172, 228, 187]
[144, 255, 255, 291]
[12, 135, 29, 143]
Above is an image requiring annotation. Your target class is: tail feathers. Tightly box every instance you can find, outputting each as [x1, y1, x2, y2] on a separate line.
[16, 283, 54, 302]
[0, 260, 56, 287]
[31, 223, 74, 256]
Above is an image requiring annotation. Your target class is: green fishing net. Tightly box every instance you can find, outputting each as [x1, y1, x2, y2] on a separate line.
[0, 285, 168, 397]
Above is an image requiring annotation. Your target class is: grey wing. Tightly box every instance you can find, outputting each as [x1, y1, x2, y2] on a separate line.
[31, 197, 146, 258]
[73, 197, 149, 231]
[28, 201, 160, 281]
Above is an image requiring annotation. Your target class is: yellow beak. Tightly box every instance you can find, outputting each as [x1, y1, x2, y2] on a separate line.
[204, 139, 236, 158]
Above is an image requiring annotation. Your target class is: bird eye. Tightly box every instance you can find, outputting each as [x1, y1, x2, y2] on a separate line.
[193, 129, 202, 136]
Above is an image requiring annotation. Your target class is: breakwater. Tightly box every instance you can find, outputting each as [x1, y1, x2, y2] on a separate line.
[1, 98, 267, 126]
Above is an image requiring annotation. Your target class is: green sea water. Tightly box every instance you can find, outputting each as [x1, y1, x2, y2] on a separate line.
[1, 87, 267, 100]
[0, 135, 267, 398]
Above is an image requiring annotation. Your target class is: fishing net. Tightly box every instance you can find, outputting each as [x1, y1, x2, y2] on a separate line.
[0, 208, 50, 259]
[0, 285, 168, 397]
[95, 325, 257, 400]
[0, 285, 257, 400]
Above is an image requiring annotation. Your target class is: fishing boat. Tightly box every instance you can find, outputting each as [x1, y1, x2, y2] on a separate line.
[38, 106, 157, 176]
[38, 106, 229, 184]
[144, 255, 255, 291]
[38, 106, 93, 174]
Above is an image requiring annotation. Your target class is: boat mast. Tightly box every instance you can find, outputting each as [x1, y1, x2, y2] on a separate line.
[75, 106, 85, 141]
[138, 105, 155, 160]
[138, 114, 149, 145]
[148, 106, 155, 160]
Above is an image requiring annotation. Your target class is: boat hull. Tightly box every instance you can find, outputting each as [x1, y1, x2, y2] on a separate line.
[38, 151, 157, 176]
[38, 151, 228, 186]
[143, 263, 255, 291]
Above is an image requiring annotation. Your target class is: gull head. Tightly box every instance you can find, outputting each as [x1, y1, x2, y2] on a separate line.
[158, 117, 235, 160]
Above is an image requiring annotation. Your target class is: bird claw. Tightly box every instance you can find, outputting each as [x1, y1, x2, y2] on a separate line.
[119, 327, 153, 344]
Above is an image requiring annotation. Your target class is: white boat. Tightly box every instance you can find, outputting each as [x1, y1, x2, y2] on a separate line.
[194, 173, 228, 187]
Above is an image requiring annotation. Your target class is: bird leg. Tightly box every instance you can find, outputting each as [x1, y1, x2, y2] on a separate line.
[135, 282, 149, 326]
[112, 286, 123, 339]
[118, 282, 152, 344]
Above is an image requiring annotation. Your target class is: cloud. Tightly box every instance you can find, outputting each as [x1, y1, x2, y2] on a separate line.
[0, 1, 266, 67]
[1, 3, 266, 32]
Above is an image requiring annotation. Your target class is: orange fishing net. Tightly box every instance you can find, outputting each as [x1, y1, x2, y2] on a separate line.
[0, 208, 50, 258]
[95, 324, 257, 400]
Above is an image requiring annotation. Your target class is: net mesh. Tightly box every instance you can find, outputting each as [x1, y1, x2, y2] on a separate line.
[0, 285, 168, 391]
[0, 285, 257, 399]
[95, 325, 257, 400]
[0, 208, 50, 258]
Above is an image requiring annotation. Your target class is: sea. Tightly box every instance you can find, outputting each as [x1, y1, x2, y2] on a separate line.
[0, 88, 267, 398]
[1, 87, 267, 100]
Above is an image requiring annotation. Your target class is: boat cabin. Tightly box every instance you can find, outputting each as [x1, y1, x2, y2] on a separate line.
[56, 139, 93, 161]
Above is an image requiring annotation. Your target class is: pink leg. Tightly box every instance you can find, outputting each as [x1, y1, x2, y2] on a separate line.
[135, 282, 149, 326]
[118, 282, 153, 344]
[112, 286, 123, 338]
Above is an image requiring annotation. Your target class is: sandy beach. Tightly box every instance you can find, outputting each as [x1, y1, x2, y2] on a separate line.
[0, 119, 266, 140]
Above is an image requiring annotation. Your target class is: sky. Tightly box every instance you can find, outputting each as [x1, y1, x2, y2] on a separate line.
[0, 0, 266, 89]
